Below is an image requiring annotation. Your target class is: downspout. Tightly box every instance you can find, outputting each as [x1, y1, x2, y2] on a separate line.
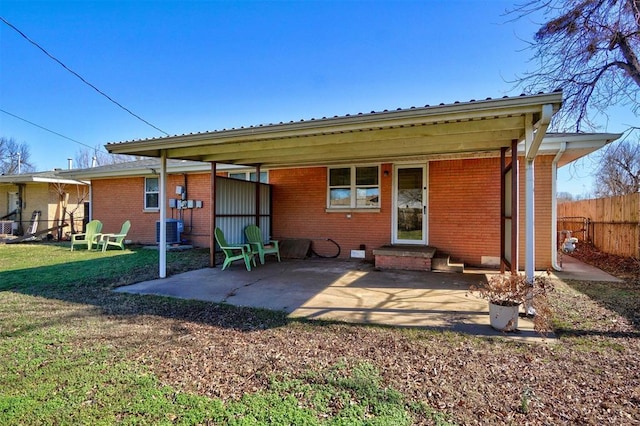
[159, 151, 167, 278]
[551, 142, 566, 271]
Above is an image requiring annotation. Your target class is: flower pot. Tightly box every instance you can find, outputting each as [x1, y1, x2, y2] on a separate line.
[489, 302, 519, 332]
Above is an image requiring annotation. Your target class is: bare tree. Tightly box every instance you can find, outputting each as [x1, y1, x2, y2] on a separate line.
[50, 182, 90, 238]
[511, 0, 640, 130]
[594, 138, 640, 196]
[556, 191, 575, 203]
[0, 137, 36, 174]
[74, 146, 135, 169]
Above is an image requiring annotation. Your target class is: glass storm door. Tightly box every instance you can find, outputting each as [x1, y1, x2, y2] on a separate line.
[393, 165, 427, 245]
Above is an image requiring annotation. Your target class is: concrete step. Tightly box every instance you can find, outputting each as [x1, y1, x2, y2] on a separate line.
[431, 253, 464, 273]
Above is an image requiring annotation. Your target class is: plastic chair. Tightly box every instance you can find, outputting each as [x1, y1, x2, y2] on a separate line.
[98, 220, 131, 252]
[244, 224, 280, 264]
[70, 220, 103, 251]
[214, 227, 256, 271]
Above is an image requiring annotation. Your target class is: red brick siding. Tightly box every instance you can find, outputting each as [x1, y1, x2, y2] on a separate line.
[429, 156, 553, 269]
[91, 157, 554, 269]
[375, 255, 431, 271]
[429, 158, 501, 267]
[91, 174, 213, 247]
[269, 164, 393, 259]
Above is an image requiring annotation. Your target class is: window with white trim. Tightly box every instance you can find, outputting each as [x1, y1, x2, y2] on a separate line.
[328, 165, 379, 208]
[144, 177, 159, 209]
[229, 171, 268, 183]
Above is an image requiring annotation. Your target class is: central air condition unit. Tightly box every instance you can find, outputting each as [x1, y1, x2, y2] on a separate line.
[156, 219, 183, 244]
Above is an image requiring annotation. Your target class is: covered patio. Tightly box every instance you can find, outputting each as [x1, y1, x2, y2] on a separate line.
[106, 92, 564, 280]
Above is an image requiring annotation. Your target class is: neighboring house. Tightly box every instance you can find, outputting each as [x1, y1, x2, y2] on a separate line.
[0, 170, 89, 238]
[69, 92, 620, 276]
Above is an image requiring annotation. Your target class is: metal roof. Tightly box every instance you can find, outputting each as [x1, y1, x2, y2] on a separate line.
[0, 170, 88, 185]
[106, 92, 565, 168]
[59, 158, 244, 179]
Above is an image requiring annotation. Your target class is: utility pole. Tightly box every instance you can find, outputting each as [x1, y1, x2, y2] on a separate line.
[14, 152, 21, 174]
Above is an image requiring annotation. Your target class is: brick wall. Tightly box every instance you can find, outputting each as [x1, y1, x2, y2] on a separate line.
[429, 156, 553, 269]
[92, 174, 213, 247]
[429, 158, 501, 267]
[90, 156, 554, 269]
[269, 164, 393, 259]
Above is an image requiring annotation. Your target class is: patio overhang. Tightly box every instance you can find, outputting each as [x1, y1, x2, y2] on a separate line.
[106, 92, 563, 278]
[106, 92, 563, 167]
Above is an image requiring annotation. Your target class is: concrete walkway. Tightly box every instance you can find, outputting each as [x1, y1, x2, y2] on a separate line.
[114, 255, 620, 342]
[551, 254, 623, 282]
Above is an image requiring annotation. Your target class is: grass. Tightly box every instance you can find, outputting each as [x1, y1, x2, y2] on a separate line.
[0, 243, 444, 425]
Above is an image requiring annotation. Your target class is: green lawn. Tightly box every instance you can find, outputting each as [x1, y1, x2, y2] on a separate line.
[0, 244, 442, 425]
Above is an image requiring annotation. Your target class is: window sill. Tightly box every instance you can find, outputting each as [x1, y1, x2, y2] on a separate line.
[143, 208, 159, 213]
[325, 208, 380, 213]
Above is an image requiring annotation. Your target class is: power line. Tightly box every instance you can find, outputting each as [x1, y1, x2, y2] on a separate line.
[0, 16, 169, 136]
[0, 108, 104, 152]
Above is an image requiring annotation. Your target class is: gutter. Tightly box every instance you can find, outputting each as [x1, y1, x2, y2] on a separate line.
[551, 142, 567, 271]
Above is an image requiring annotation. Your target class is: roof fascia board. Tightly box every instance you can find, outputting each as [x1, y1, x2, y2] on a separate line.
[32, 177, 88, 185]
[518, 133, 622, 154]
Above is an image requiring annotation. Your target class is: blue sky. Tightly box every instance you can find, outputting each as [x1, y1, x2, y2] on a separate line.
[0, 0, 633, 196]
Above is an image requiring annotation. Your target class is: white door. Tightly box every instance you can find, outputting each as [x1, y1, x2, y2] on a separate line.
[393, 165, 427, 245]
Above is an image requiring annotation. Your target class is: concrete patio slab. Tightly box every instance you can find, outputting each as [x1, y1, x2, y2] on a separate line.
[114, 257, 586, 343]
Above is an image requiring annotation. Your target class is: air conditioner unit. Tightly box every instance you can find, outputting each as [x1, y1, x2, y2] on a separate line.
[156, 219, 183, 244]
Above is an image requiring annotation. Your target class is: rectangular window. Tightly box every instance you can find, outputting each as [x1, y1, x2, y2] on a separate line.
[229, 171, 268, 183]
[145, 177, 159, 209]
[328, 165, 379, 208]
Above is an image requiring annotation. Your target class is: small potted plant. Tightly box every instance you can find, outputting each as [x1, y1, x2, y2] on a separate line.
[469, 272, 554, 334]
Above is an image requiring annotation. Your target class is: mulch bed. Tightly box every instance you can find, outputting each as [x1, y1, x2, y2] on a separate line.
[568, 241, 640, 282]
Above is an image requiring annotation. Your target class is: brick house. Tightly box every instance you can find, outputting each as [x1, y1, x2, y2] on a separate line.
[0, 170, 89, 238]
[67, 93, 620, 278]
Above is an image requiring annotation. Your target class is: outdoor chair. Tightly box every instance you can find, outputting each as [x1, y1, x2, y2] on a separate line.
[70, 219, 103, 251]
[97, 220, 131, 252]
[244, 224, 281, 265]
[214, 227, 256, 271]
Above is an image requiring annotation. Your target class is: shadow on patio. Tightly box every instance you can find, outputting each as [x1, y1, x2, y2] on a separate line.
[115, 258, 551, 342]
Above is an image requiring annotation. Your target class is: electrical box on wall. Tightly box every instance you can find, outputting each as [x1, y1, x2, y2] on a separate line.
[169, 199, 177, 208]
[187, 200, 194, 208]
[175, 186, 184, 195]
[195, 200, 203, 208]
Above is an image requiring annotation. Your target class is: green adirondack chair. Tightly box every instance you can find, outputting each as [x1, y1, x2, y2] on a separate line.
[70, 219, 103, 251]
[98, 220, 131, 252]
[214, 227, 256, 271]
[244, 224, 280, 265]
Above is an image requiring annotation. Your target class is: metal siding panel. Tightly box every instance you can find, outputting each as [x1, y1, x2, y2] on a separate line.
[214, 177, 271, 245]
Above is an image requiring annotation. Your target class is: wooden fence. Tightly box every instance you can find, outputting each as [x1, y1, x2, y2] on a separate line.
[557, 193, 639, 258]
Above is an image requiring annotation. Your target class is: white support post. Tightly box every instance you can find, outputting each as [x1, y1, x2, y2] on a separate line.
[524, 114, 535, 284]
[525, 158, 535, 283]
[159, 151, 167, 278]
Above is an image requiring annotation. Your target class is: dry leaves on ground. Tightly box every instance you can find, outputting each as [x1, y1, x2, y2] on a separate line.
[78, 243, 640, 424]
